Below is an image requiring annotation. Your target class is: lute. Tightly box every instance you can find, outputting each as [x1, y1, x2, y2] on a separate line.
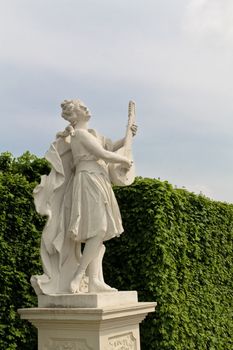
[109, 100, 136, 186]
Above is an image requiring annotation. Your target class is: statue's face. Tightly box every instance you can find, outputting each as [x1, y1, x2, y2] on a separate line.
[72, 105, 91, 122]
[77, 104, 91, 120]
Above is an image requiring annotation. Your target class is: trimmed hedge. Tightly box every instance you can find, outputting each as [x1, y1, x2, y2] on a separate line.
[104, 178, 233, 350]
[0, 152, 48, 350]
[0, 153, 232, 349]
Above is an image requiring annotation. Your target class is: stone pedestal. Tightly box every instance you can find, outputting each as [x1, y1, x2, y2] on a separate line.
[18, 292, 156, 350]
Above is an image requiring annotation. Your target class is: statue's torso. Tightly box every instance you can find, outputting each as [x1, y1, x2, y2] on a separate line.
[70, 129, 109, 177]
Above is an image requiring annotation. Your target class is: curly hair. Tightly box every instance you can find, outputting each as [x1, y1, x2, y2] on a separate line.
[61, 99, 90, 122]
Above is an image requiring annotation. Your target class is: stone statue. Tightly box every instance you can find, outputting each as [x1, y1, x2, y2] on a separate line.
[31, 99, 137, 295]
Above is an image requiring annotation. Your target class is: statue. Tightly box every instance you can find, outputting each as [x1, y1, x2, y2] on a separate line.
[31, 99, 137, 295]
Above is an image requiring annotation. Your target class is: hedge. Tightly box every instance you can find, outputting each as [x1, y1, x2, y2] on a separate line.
[0, 152, 232, 349]
[105, 178, 233, 350]
[0, 152, 48, 350]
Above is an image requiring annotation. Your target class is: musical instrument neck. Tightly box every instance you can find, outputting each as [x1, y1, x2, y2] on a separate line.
[123, 101, 135, 158]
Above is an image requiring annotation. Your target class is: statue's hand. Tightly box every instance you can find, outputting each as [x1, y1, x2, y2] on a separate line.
[121, 158, 133, 170]
[131, 124, 138, 137]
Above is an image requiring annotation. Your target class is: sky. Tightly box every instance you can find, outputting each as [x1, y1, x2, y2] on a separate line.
[1, 0, 233, 202]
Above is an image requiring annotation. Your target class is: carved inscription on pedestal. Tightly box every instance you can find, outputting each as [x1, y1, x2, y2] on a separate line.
[44, 338, 92, 350]
[108, 332, 136, 350]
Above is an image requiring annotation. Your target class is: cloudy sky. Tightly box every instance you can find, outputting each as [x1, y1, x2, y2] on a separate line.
[1, 0, 233, 202]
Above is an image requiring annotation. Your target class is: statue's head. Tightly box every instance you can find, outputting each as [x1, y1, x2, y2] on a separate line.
[61, 99, 91, 124]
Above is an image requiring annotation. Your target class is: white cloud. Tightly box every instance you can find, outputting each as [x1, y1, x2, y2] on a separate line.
[184, 0, 233, 45]
[2, 0, 233, 202]
[0, 0, 159, 81]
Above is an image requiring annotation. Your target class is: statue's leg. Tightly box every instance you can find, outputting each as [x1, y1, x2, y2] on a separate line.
[70, 232, 104, 293]
[97, 244, 106, 284]
[88, 244, 117, 292]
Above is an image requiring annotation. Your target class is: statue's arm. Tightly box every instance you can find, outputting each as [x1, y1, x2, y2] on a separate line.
[78, 130, 131, 167]
[112, 138, 125, 152]
[112, 124, 138, 151]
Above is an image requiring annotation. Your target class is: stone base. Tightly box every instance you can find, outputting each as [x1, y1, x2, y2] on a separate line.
[18, 294, 156, 350]
[38, 291, 138, 308]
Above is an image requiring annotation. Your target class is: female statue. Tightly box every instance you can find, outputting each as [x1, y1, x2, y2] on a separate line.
[31, 99, 136, 295]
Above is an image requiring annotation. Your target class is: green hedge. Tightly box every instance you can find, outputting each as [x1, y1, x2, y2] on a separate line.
[0, 152, 232, 349]
[104, 178, 233, 350]
[0, 152, 48, 350]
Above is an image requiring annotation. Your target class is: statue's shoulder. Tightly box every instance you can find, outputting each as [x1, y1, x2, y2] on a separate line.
[73, 129, 95, 144]
[88, 128, 99, 137]
[88, 129, 104, 142]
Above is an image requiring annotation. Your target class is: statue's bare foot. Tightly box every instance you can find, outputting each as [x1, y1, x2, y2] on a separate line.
[70, 273, 83, 294]
[89, 278, 117, 293]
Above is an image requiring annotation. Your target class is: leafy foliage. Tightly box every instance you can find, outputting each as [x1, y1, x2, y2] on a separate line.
[0, 151, 50, 183]
[0, 153, 232, 349]
[104, 178, 233, 350]
[0, 152, 49, 350]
